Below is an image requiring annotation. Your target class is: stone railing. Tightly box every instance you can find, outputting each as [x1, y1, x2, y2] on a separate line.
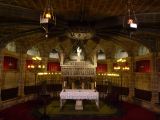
[0, 95, 37, 110]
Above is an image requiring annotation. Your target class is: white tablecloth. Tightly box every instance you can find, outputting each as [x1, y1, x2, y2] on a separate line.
[60, 89, 99, 100]
[60, 89, 99, 108]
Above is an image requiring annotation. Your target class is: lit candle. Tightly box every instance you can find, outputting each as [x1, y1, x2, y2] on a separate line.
[45, 12, 51, 19]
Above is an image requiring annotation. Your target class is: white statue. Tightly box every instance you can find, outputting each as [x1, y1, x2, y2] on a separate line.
[77, 47, 82, 57]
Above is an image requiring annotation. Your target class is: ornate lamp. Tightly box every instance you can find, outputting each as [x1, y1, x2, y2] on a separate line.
[40, 0, 56, 38]
[124, 0, 138, 31]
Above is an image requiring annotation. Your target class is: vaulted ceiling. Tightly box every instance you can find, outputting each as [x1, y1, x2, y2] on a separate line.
[0, 0, 160, 58]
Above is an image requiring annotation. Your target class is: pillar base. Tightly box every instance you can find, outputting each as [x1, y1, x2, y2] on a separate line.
[75, 100, 83, 110]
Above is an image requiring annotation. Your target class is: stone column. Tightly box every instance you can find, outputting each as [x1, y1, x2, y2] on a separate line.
[107, 59, 112, 73]
[18, 53, 26, 97]
[60, 51, 64, 65]
[93, 54, 97, 67]
[43, 57, 48, 72]
[150, 52, 159, 104]
[16, 43, 28, 97]
[0, 51, 4, 103]
[128, 56, 135, 101]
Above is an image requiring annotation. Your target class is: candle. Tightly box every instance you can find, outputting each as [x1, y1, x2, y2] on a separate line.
[95, 81, 96, 88]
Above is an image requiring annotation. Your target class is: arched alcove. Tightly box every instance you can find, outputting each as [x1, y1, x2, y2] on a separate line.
[137, 45, 150, 56]
[6, 41, 16, 52]
[27, 47, 40, 57]
[114, 47, 128, 59]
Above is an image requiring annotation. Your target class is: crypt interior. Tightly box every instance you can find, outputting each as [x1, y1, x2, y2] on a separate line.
[0, 0, 160, 120]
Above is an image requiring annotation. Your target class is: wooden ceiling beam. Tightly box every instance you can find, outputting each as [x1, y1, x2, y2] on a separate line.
[27, 0, 39, 10]
[0, 3, 39, 21]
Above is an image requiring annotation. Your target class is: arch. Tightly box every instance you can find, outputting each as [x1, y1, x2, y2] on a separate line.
[27, 47, 40, 56]
[114, 47, 128, 59]
[137, 45, 150, 56]
[49, 49, 59, 59]
[5, 41, 16, 52]
[97, 49, 106, 60]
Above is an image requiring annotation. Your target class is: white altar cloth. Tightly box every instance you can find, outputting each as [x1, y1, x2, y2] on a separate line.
[60, 89, 99, 108]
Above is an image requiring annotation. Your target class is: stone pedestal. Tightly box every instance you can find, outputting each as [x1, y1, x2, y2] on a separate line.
[77, 56, 80, 62]
[75, 100, 83, 110]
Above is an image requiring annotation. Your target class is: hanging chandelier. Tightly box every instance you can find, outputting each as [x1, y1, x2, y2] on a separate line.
[40, 0, 56, 38]
[124, 0, 138, 31]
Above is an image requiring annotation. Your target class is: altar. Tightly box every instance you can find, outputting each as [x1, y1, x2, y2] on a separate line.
[60, 89, 99, 110]
[59, 47, 98, 110]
